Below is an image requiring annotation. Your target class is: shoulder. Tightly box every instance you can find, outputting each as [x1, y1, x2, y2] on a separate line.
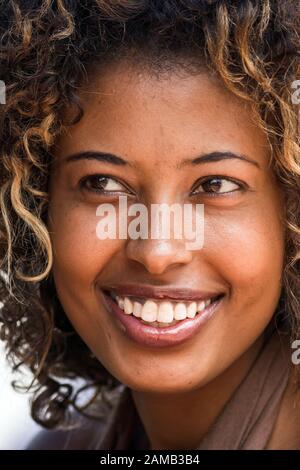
[266, 365, 300, 449]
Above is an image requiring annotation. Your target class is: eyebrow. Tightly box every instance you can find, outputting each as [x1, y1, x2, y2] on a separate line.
[178, 151, 260, 169]
[63, 150, 260, 169]
[63, 151, 130, 166]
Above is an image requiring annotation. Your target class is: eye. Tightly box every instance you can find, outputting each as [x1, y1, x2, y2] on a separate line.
[191, 176, 244, 196]
[79, 174, 132, 194]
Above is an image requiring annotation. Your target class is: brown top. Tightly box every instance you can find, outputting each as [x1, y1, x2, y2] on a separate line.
[27, 319, 292, 450]
[87, 320, 292, 450]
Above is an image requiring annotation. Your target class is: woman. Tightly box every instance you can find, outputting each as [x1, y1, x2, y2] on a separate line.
[0, 0, 300, 450]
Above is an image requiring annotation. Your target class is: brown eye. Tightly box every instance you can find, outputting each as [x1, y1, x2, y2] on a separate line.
[80, 175, 129, 194]
[192, 177, 242, 195]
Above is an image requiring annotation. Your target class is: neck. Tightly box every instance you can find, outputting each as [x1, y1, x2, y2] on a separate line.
[131, 335, 264, 450]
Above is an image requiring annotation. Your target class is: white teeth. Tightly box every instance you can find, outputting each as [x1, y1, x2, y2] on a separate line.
[133, 301, 142, 318]
[124, 297, 133, 315]
[174, 302, 187, 320]
[197, 301, 206, 312]
[157, 302, 174, 323]
[113, 293, 218, 324]
[187, 302, 197, 318]
[141, 300, 158, 322]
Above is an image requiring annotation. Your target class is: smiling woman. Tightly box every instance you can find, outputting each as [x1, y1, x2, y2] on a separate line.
[0, 0, 300, 452]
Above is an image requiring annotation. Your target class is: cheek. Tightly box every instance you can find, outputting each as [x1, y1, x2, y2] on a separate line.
[205, 201, 285, 311]
[49, 203, 119, 280]
[48, 202, 122, 320]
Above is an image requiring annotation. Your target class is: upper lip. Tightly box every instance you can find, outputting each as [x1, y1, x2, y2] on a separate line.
[102, 284, 225, 301]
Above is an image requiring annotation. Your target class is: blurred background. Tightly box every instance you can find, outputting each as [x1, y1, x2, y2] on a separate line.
[0, 341, 42, 449]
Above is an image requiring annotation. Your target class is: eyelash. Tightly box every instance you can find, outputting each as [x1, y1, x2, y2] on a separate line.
[190, 175, 246, 197]
[79, 174, 246, 197]
[79, 174, 133, 195]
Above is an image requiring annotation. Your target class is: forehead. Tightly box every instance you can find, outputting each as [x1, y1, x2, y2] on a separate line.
[55, 60, 270, 168]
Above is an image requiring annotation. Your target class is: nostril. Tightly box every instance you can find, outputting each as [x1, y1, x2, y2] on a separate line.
[125, 240, 193, 275]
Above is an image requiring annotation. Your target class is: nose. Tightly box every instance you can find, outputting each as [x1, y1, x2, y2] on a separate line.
[125, 238, 193, 275]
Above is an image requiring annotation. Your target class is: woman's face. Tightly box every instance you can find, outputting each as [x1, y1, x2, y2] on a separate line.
[48, 60, 285, 392]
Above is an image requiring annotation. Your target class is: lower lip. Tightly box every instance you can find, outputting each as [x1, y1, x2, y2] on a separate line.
[101, 291, 223, 348]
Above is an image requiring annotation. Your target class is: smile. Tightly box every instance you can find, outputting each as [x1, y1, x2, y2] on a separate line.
[101, 285, 225, 348]
[107, 290, 222, 327]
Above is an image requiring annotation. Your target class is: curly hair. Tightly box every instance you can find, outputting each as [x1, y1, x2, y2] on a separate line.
[0, 0, 299, 429]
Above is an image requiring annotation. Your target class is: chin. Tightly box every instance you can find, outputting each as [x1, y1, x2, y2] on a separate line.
[110, 362, 215, 394]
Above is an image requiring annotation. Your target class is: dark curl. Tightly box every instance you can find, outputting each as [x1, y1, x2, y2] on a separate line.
[0, 0, 299, 429]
